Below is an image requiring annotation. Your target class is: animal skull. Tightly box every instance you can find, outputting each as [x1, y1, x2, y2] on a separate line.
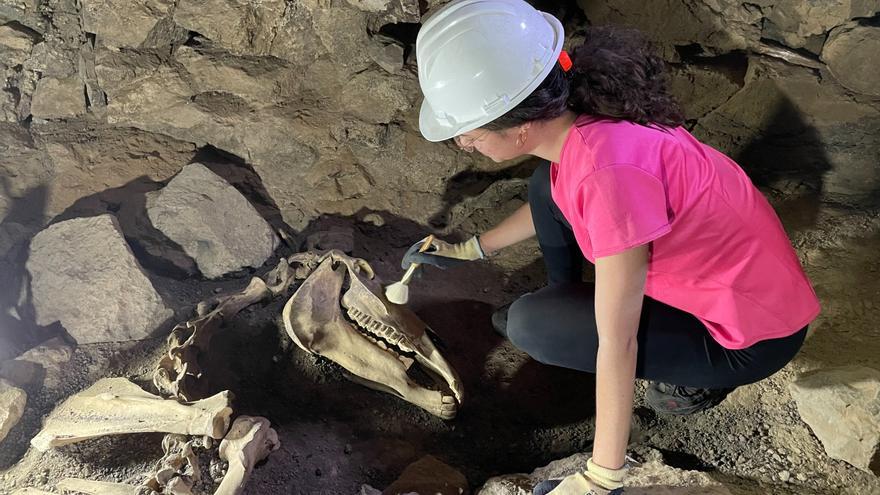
[282, 250, 464, 419]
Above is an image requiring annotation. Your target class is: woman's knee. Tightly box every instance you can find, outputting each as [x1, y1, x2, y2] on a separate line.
[505, 294, 543, 354]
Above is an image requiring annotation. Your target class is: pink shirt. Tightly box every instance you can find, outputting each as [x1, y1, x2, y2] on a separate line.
[550, 115, 820, 349]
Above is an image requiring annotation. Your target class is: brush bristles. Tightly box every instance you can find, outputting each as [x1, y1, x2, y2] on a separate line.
[384, 282, 410, 305]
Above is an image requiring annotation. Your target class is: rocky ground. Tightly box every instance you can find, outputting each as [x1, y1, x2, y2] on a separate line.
[1, 196, 879, 494]
[2, 0, 880, 494]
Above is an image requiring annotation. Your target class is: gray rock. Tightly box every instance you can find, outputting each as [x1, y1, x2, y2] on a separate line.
[174, 0, 287, 56]
[146, 163, 278, 278]
[30, 76, 86, 119]
[822, 24, 880, 97]
[0, 337, 73, 388]
[477, 452, 731, 495]
[0, 377, 26, 443]
[0, 24, 36, 66]
[790, 366, 880, 474]
[764, 0, 880, 50]
[80, 0, 176, 48]
[370, 40, 404, 74]
[26, 214, 172, 344]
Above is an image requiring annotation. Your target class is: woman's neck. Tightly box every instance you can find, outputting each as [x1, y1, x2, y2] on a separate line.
[529, 110, 579, 163]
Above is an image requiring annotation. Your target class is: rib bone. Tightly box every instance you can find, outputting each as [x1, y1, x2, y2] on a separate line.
[215, 416, 280, 495]
[31, 378, 232, 452]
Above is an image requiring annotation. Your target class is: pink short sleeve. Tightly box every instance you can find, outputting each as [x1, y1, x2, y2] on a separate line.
[576, 164, 672, 258]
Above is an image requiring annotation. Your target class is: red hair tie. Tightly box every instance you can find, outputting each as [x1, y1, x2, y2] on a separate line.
[558, 50, 572, 72]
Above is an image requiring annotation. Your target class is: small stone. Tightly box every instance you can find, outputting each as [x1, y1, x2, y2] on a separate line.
[779, 470, 791, 482]
[796, 473, 807, 481]
[344, 443, 352, 455]
[360, 212, 385, 227]
[213, 287, 222, 294]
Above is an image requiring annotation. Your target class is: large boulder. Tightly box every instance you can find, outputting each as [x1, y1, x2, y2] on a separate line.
[821, 24, 880, 97]
[26, 214, 172, 344]
[790, 366, 880, 474]
[146, 163, 278, 278]
[477, 452, 731, 495]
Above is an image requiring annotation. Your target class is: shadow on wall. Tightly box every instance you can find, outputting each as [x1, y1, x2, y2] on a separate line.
[733, 95, 833, 234]
[428, 156, 545, 230]
[0, 178, 57, 361]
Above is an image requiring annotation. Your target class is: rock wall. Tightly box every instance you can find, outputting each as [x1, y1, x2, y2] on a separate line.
[1, 0, 879, 354]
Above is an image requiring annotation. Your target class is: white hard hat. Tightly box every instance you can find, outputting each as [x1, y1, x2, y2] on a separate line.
[416, 0, 565, 142]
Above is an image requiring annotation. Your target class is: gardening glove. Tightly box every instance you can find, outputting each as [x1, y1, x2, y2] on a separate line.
[533, 457, 627, 495]
[400, 235, 485, 269]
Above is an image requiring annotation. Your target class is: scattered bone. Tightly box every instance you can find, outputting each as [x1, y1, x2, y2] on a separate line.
[142, 434, 203, 494]
[30, 377, 232, 452]
[155, 260, 297, 400]
[55, 478, 137, 495]
[283, 250, 463, 419]
[215, 416, 280, 495]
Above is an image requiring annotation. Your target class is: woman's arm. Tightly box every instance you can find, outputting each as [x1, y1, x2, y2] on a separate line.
[478, 203, 536, 255]
[591, 243, 649, 469]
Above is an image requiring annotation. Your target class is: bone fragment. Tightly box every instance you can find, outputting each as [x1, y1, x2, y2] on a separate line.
[142, 434, 203, 494]
[31, 377, 232, 452]
[215, 416, 280, 495]
[55, 478, 138, 495]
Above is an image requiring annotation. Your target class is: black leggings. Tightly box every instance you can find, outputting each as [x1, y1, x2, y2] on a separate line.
[503, 162, 807, 389]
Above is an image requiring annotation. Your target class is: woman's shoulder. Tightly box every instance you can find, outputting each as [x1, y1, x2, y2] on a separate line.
[569, 115, 682, 167]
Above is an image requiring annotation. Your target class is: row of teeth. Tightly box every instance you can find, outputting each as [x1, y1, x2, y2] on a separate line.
[346, 308, 415, 366]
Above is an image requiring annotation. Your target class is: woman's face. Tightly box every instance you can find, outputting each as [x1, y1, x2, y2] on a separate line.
[454, 127, 526, 162]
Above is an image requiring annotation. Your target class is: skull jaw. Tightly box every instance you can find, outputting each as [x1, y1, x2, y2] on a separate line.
[282, 251, 464, 419]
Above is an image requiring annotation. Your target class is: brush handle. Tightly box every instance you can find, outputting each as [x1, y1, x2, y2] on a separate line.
[399, 235, 434, 285]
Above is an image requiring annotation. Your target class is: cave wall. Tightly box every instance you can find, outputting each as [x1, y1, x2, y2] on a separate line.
[1, 0, 878, 355]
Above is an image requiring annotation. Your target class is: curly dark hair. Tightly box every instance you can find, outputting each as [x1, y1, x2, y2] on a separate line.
[484, 25, 684, 130]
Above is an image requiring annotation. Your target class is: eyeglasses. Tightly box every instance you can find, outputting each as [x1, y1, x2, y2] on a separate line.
[453, 129, 490, 152]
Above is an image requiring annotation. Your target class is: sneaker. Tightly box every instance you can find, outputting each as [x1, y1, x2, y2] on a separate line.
[533, 479, 623, 495]
[490, 301, 513, 336]
[645, 381, 735, 415]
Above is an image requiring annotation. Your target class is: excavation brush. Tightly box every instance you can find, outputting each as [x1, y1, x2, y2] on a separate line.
[385, 235, 434, 305]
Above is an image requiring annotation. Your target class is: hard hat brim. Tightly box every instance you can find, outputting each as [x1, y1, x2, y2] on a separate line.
[417, 11, 565, 143]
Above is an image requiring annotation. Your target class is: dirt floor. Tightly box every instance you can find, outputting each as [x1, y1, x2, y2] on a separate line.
[1, 202, 880, 495]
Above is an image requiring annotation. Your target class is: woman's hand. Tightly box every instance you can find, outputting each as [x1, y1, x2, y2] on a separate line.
[400, 235, 485, 269]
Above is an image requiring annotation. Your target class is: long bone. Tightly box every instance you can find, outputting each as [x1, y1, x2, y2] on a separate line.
[215, 415, 280, 495]
[31, 377, 233, 452]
